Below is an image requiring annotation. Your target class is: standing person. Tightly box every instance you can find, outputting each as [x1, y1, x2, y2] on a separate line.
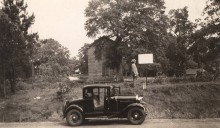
[131, 59, 138, 87]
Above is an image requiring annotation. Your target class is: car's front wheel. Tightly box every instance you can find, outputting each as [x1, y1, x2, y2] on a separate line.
[127, 107, 146, 125]
[66, 109, 83, 126]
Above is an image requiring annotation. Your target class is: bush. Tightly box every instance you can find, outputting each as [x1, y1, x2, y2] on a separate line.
[162, 76, 196, 83]
[56, 83, 70, 101]
[196, 71, 213, 82]
[16, 81, 32, 90]
[154, 77, 163, 84]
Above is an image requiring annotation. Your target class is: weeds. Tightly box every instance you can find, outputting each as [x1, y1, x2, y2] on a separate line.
[56, 83, 70, 101]
[1, 76, 220, 122]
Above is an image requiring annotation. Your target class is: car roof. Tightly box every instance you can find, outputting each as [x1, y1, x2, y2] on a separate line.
[83, 84, 115, 89]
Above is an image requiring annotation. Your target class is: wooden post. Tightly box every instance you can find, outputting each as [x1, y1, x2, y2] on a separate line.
[31, 60, 34, 89]
[145, 69, 147, 87]
[3, 78, 6, 98]
[142, 69, 147, 90]
[3, 65, 6, 98]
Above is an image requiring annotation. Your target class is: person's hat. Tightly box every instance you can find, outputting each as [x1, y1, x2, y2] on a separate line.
[131, 59, 136, 63]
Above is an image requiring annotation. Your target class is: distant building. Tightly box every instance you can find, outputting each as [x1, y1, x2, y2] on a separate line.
[87, 37, 116, 82]
[185, 68, 205, 76]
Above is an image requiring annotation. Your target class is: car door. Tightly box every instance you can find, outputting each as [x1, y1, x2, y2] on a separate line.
[105, 87, 119, 113]
[83, 88, 94, 113]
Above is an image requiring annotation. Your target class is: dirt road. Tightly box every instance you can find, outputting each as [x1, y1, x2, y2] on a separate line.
[0, 118, 220, 128]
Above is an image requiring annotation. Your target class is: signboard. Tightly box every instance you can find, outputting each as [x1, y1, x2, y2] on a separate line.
[138, 54, 153, 64]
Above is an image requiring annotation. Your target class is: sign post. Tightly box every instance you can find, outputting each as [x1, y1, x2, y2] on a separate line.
[138, 54, 153, 89]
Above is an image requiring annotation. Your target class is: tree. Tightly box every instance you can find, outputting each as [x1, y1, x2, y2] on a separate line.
[77, 43, 90, 74]
[168, 7, 195, 43]
[2, 0, 35, 35]
[0, 0, 37, 93]
[34, 39, 70, 78]
[189, 0, 220, 68]
[0, 9, 26, 94]
[188, 0, 220, 78]
[202, 0, 220, 37]
[167, 7, 196, 76]
[200, 0, 220, 64]
[0, 10, 14, 96]
[2, 0, 38, 59]
[85, 0, 169, 77]
[69, 57, 80, 74]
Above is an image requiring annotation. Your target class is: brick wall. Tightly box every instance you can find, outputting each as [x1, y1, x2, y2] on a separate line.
[87, 46, 115, 81]
[88, 46, 103, 81]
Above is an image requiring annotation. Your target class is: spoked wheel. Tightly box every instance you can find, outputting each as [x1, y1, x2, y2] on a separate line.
[66, 109, 83, 126]
[127, 107, 146, 125]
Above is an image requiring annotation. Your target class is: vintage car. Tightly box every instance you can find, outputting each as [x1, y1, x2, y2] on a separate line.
[62, 84, 147, 126]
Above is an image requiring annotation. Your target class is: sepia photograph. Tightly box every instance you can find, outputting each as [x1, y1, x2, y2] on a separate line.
[0, 0, 220, 127]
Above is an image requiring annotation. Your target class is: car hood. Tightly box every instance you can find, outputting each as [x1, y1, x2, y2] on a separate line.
[111, 95, 143, 100]
[113, 95, 136, 99]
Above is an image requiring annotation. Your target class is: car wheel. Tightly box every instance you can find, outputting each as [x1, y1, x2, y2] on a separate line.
[66, 109, 83, 126]
[127, 107, 146, 125]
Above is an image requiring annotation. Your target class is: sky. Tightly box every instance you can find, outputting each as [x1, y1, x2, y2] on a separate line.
[1, 0, 207, 57]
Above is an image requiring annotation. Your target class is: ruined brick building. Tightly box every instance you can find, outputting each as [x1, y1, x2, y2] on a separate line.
[87, 37, 117, 82]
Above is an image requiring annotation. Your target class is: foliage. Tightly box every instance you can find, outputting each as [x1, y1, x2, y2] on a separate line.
[202, 0, 220, 63]
[1, 0, 38, 66]
[34, 39, 70, 78]
[2, 0, 34, 34]
[56, 82, 70, 101]
[0, 0, 38, 94]
[0, 0, 36, 94]
[85, 0, 170, 75]
[0, 10, 26, 66]
[138, 63, 162, 77]
[196, 71, 214, 82]
[189, 0, 220, 76]
[168, 7, 196, 41]
[69, 57, 80, 74]
[93, 36, 122, 70]
[77, 43, 90, 74]
[167, 7, 196, 76]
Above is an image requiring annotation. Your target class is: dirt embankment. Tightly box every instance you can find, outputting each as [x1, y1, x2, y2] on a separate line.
[0, 79, 220, 122]
[141, 82, 220, 119]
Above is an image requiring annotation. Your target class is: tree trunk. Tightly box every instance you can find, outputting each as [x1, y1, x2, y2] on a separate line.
[3, 70, 6, 98]
[116, 61, 124, 82]
[9, 65, 16, 94]
[2, 63, 7, 98]
[31, 61, 34, 89]
[9, 79, 15, 94]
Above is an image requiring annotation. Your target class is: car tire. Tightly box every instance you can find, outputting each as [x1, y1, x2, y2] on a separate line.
[66, 109, 83, 126]
[127, 107, 146, 125]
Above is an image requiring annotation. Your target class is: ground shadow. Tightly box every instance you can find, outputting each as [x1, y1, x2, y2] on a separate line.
[59, 119, 130, 126]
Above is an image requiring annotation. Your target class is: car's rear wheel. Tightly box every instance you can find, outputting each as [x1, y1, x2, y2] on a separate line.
[66, 109, 83, 126]
[127, 107, 146, 125]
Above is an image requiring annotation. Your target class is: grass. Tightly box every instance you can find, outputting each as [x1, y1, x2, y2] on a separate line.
[113, 80, 220, 119]
[0, 77, 220, 122]
[141, 82, 220, 119]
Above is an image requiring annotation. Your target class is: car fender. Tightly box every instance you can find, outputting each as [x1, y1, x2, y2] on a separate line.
[122, 103, 146, 113]
[64, 105, 83, 117]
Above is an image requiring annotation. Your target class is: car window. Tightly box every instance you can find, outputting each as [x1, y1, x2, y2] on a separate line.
[93, 88, 99, 96]
[85, 88, 92, 98]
